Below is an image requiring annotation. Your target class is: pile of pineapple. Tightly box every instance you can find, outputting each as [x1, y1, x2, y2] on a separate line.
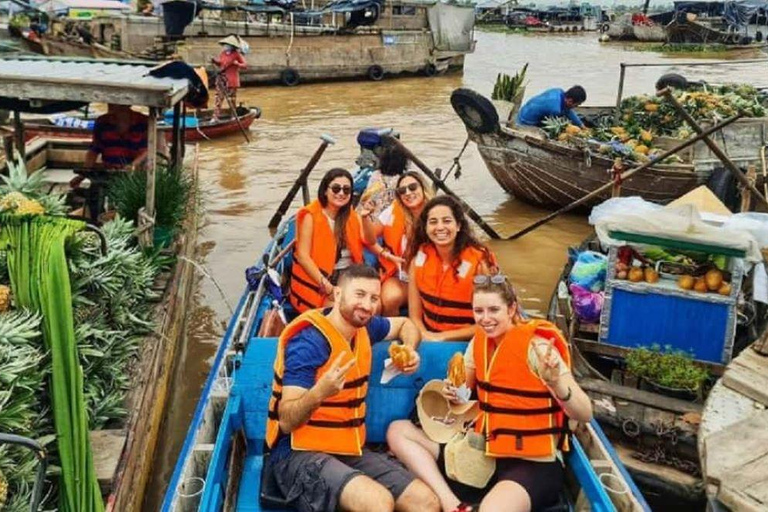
[541, 83, 768, 164]
[0, 151, 67, 217]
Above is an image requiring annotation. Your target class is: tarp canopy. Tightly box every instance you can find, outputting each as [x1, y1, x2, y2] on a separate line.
[428, 2, 474, 51]
[672, 0, 768, 29]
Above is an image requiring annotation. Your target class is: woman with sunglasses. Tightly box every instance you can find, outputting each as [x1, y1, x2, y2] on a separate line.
[289, 168, 365, 313]
[405, 196, 495, 341]
[387, 277, 592, 512]
[361, 172, 434, 316]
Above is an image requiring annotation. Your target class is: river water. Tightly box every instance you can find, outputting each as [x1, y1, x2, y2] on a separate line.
[145, 30, 768, 508]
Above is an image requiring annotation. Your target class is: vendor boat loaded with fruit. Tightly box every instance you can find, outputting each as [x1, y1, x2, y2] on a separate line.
[451, 60, 768, 211]
[162, 130, 651, 512]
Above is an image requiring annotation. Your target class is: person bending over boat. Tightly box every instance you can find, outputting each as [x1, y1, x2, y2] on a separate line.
[358, 143, 410, 218]
[361, 171, 434, 316]
[406, 196, 496, 341]
[290, 168, 366, 313]
[265, 264, 440, 512]
[516, 86, 586, 128]
[387, 277, 593, 512]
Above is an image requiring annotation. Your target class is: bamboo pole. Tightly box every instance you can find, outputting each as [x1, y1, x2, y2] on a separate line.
[506, 113, 745, 241]
[140, 107, 158, 248]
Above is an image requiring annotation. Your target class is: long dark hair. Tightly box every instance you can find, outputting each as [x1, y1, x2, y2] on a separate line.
[318, 168, 354, 250]
[395, 171, 433, 232]
[405, 195, 491, 266]
[379, 144, 409, 177]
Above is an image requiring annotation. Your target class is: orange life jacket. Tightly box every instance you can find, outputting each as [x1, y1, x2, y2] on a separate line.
[473, 320, 571, 459]
[289, 200, 364, 312]
[265, 309, 371, 456]
[413, 244, 489, 332]
[379, 202, 409, 280]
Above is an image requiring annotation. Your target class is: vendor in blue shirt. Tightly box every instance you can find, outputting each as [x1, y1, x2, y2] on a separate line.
[516, 85, 587, 128]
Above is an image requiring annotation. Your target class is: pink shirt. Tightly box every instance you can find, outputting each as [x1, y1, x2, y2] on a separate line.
[215, 49, 246, 89]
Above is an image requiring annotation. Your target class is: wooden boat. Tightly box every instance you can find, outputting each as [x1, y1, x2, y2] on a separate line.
[160, 143, 651, 510]
[546, 198, 768, 507]
[22, 106, 261, 143]
[452, 78, 768, 211]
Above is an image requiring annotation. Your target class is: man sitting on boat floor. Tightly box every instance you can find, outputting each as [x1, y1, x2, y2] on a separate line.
[516, 86, 586, 129]
[265, 264, 441, 512]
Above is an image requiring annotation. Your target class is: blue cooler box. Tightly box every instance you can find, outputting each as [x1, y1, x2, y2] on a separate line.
[598, 233, 745, 365]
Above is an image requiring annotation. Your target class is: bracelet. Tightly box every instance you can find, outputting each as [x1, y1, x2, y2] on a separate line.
[556, 386, 572, 402]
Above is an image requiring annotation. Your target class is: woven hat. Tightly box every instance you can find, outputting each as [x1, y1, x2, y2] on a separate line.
[444, 431, 496, 488]
[218, 35, 242, 49]
[416, 380, 479, 444]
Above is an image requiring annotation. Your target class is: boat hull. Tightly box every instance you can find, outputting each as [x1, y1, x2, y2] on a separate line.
[470, 127, 704, 210]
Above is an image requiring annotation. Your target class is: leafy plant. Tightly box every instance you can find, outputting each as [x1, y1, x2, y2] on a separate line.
[107, 165, 193, 229]
[492, 63, 529, 102]
[625, 345, 710, 391]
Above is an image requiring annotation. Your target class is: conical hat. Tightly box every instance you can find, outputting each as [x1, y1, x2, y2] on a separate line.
[666, 185, 732, 216]
[416, 380, 480, 444]
[218, 35, 242, 49]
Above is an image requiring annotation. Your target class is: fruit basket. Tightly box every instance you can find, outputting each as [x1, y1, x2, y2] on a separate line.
[598, 231, 745, 365]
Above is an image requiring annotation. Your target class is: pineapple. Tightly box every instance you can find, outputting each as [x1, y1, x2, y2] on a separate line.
[640, 130, 653, 143]
[1, 150, 44, 196]
[15, 198, 45, 216]
[634, 144, 650, 155]
[541, 116, 570, 139]
[565, 124, 581, 135]
[0, 468, 7, 509]
[0, 285, 10, 312]
[644, 102, 659, 112]
[0, 191, 27, 211]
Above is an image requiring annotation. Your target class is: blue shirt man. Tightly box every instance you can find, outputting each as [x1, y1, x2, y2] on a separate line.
[516, 86, 587, 128]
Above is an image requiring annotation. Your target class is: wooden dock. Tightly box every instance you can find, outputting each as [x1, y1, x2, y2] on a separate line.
[699, 337, 768, 511]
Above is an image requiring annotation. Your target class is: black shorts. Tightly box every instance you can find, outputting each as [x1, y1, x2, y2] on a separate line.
[437, 445, 564, 511]
[273, 448, 415, 512]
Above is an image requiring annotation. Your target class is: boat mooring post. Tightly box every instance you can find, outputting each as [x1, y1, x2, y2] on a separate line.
[506, 112, 745, 241]
[268, 134, 336, 230]
[384, 135, 501, 240]
[659, 87, 768, 210]
[614, 64, 626, 124]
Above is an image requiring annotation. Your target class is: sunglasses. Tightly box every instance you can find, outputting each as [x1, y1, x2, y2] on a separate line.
[396, 182, 421, 196]
[473, 274, 508, 286]
[329, 184, 352, 196]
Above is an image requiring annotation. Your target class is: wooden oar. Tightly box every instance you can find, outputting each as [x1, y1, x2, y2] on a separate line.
[222, 87, 250, 143]
[658, 87, 768, 210]
[384, 135, 502, 240]
[506, 112, 745, 241]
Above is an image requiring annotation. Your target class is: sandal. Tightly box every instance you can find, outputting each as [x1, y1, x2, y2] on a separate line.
[450, 503, 473, 512]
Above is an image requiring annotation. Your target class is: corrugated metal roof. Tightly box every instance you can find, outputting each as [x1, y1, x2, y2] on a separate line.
[0, 56, 190, 108]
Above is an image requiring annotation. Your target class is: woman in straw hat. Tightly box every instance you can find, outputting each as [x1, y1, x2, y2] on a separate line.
[387, 276, 592, 512]
[211, 34, 247, 120]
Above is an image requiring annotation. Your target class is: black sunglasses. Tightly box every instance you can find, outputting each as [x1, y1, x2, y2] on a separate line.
[396, 182, 420, 196]
[329, 184, 352, 196]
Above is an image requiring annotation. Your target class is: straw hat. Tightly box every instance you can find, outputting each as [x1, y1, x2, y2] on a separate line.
[416, 380, 479, 444]
[444, 430, 496, 488]
[218, 35, 243, 49]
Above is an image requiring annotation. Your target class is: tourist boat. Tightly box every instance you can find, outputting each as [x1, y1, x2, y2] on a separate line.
[450, 65, 768, 211]
[21, 106, 261, 143]
[546, 190, 768, 507]
[160, 130, 651, 512]
[18, 0, 476, 86]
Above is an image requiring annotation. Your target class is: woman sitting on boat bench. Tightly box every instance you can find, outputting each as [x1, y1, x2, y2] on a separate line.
[290, 168, 366, 313]
[406, 196, 496, 340]
[388, 277, 593, 512]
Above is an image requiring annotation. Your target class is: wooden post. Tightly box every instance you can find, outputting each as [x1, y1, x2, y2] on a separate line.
[741, 165, 757, 212]
[13, 110, 24, 159]
[171, 102, 182, 170]
[614, 64, 626, 124]
[141, 107, 158, 248]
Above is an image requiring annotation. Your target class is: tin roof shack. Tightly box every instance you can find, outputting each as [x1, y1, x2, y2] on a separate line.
[0, 55, 191, 247]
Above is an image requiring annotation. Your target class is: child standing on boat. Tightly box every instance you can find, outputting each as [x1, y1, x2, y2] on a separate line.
[388, 277, 593, 512]
[212, 35, 247, 121]
[359, 143, 410, 218]
[406, 196, 496, 341]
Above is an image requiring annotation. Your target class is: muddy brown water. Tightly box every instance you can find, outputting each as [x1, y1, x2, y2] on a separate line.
[145, 31, 768, 508]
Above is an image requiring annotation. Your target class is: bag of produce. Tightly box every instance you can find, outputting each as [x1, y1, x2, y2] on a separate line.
[569, 250, 608, 292]
[569, 283, 604, 323]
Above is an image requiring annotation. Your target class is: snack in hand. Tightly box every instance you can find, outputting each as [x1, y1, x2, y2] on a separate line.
[388, 343, 413, 370]
[447, 352, 466, 388]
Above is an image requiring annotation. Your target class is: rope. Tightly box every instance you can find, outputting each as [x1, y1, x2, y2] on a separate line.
[441, 137, 470, 182]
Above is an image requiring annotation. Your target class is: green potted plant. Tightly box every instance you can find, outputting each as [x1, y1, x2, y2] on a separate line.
[107, 164, 193, 248]
[491, 63, 529, 124]
[625, 345, 710, 401]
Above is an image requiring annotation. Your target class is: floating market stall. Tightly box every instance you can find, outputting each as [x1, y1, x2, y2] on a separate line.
[452, 59, 768, 211]
[547, 189, 768, 506]
[0, 56, 202, 511]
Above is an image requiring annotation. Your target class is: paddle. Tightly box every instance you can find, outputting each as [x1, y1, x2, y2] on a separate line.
[505, 112, 745, 241]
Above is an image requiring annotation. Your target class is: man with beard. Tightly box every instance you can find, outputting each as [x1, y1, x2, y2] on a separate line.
[265, 264, 439, 512]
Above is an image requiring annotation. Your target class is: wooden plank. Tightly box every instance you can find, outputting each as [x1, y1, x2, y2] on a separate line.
[90, 429, 127, 493]
[141, 107, 158, 248]
[580, 377, 703, 414]
[719, 456, 768, 512]
[578, 340, 725, 376]
[722, 348, 768, 406]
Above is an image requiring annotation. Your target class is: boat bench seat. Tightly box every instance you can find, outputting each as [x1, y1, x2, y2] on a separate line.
[236, 338, 569, 512]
